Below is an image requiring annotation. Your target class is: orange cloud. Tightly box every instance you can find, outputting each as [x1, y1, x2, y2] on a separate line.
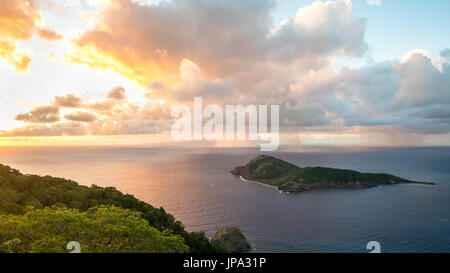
[0, 0, 41, 40]
[66, 0, 367, 91]
[65, 111, 97, 122]
[0, 0, 62, 71]
[2, 87, 174, 137]
[65, 42, 180, 87]
[0, 38, 32, 71]
[37, 27, 62, 41]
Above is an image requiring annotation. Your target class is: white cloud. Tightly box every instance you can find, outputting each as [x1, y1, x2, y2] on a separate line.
[69, 0, 368, 87]
[366, 0, 381, 6]
[402, 49, 446, 72]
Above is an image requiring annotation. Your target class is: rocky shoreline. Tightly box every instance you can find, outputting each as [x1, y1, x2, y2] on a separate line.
[276, 180, 400, 193]
[211, 227, 251, 253]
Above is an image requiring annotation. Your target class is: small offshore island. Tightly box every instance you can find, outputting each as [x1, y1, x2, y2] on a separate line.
[231, 155, 435, 193]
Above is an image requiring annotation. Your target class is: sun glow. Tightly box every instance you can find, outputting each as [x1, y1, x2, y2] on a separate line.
[65, 43, 180, 87]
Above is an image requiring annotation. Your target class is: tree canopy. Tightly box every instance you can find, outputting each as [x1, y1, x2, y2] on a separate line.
[0, 164, 224, 253]
[0, 205, 189, 253]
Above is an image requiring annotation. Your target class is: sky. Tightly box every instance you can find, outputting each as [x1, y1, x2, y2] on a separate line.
[0, 0, 449, 146]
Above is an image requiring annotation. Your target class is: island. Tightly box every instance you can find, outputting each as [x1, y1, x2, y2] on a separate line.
[231, 155, 435, 193]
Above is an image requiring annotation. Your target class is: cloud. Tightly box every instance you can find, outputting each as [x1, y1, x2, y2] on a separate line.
[393, 53, 450, 108]
[36, 27, 62, 40]
[86, 99, 116, 114]
[402, 49, 446, 72]
[0, 122, 88, 137]
[0, 0, 41, 40]
[64, 111, 96, 122]
[2, 87, 174, 136]
[54, 94, 83, 107]
[367, 0, 381, 6]
[147, 59, 236, 103]
[107, 86, 126, 100]
[271, 49, 450, 136]
[67, 0, 368, 86]
[441, 48, 450, 61]
[9, 47, 450, 139]
[15, 105, 60, 123]
[0, 0, 39, 71]
[2, 1, 450, 143]
[269, 0, 367, 61]
[0, 39, 32, 71]
[0, 0, 61, 71]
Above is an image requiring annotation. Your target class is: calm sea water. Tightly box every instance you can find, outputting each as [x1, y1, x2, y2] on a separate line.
[0, 146, 449, 253]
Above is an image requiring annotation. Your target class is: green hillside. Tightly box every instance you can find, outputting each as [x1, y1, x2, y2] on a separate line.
[0, 164, 223, 253]
[231, 155, 434, 192]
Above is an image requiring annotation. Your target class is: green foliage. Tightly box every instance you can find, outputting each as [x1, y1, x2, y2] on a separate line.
[183, 231, 226, 253]
[0, 239, 21, 253]
[0, 164, 222, 253]
[290, 167, 409, 185]
[246, 155, 300, 182]
[243, 155, 412, 186]
[0, 206, 189, 253]
[211, 227, 251, 253]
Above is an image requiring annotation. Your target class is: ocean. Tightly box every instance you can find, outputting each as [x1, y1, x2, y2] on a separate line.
[0, 146, 449, 253]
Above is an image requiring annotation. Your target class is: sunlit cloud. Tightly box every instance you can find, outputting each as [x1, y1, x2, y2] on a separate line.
[64, 43, 180, 87]
[15, 105, 60, 123]
[66, 0, 367, 87]
[64, 111, 97, 122]
[1, 86, 174, 137]
[54, 94, 83, 108]
[107, 86, 126, 100]
[0, 39, 32, 72]
[1, 0, 450, 146]
[37, 27, 62, 41]
[0, 0, 62, 71]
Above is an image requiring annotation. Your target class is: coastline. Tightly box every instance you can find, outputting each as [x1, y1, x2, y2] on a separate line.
[239, 176, 279, 191]
[231, 155, 436, 194]
[239, 175, 434, 193]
